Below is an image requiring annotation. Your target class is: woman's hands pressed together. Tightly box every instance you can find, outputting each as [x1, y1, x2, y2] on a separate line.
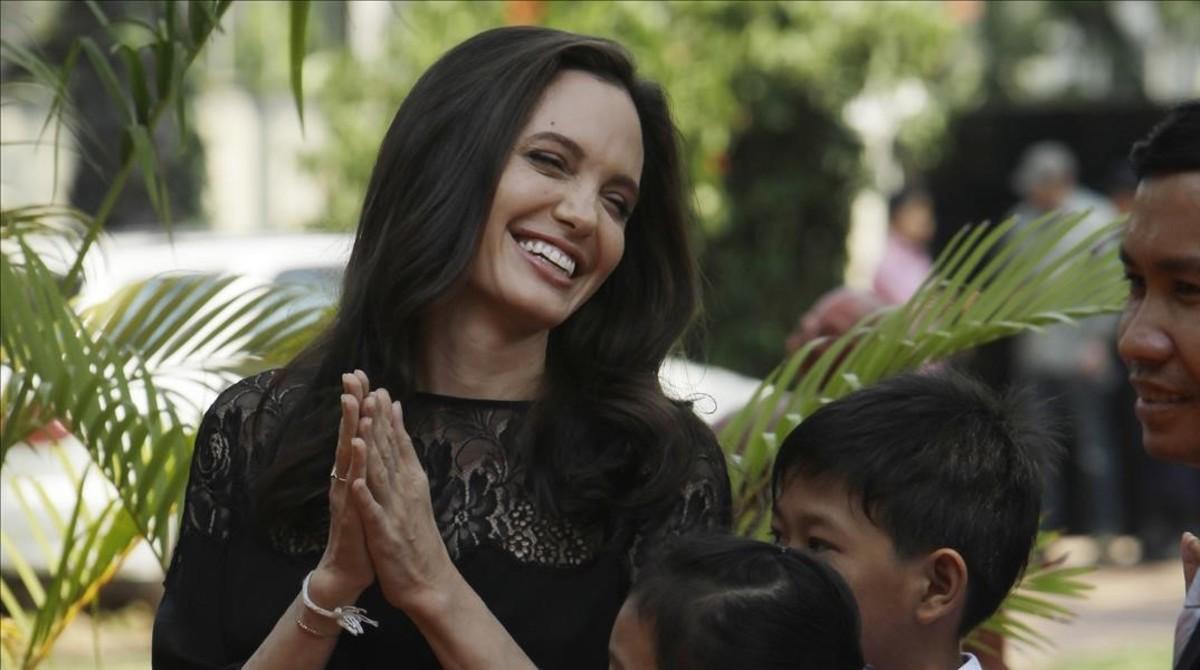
[305, 374, 533, 669]
[351, 386, 457, 614]
[306, 371, 376, 619]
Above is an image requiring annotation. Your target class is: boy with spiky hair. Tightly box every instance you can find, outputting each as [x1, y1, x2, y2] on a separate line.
[771, 371, 1059, 670]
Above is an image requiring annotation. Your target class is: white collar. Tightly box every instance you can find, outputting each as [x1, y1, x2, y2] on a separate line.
[958, 652, 983, 670]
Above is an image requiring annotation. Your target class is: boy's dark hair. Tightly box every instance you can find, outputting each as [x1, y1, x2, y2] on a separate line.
[771, 371, 1059, 636]
[1130, 99, 1200, 181]
[631, 534, 865, 670]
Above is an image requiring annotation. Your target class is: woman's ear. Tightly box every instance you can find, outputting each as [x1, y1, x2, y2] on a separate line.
[915, 547, 968, 627]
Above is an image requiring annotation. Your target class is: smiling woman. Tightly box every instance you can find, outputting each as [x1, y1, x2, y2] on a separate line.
[456, 70, 640, 339]
[151, 26, 730, 670]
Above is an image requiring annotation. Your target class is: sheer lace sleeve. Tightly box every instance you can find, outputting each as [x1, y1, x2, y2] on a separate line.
[152, 372, 279, 670]
[628, 421, 732, 574]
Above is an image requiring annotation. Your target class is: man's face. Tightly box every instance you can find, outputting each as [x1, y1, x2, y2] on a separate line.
[1117, 172, 1200, 465]
[771, 473, 925, 668]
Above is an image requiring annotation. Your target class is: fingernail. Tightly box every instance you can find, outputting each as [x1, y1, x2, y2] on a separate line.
[1185, 531, 1199, 545]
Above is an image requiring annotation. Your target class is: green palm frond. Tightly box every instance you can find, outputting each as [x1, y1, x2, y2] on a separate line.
[973, 530, 1093, 650]
[1, 2, 317, 665]
[2, 235, 327, 562]
[1, 445, 141, 668]
[0, 234, 327, 666]
[720, 211, 1124, 647]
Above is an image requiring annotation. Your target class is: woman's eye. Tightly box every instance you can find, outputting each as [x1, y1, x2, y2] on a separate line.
[604, 196, 631, 221]
[528, 151, 566, 171]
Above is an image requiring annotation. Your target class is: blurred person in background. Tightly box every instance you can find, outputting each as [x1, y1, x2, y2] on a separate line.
[873, 186, 936, 305]
[1117, 100, 1200, 670]
[1009, 141, 1124, 555]
[1104, 161, 1139, 216]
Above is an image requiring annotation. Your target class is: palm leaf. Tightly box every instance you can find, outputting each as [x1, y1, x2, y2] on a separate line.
[0, 238, 328, 666]
[0, 445, 142, 668]
[1, 2, 319, 664]
[720, 211, 1124, 649]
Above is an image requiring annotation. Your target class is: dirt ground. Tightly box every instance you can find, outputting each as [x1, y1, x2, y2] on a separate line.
[37, 556, 1189, 669]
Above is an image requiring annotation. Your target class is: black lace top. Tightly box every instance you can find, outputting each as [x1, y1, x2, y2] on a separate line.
[152, 371, 731, 669]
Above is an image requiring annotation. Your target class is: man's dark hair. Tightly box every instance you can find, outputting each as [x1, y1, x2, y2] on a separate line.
[1130, 99, 1200, 181]
[631, 534, 865, 670]
[771, 371, 1060, 636]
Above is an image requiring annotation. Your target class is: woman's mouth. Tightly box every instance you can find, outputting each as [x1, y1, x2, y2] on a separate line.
[516, 237, 576, 277]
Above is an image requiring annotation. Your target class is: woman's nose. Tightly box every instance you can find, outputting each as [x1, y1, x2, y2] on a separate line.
[551, 184, 599, 234]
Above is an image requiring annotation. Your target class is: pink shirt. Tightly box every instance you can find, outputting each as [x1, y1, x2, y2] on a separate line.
[873, 231, 932, 305]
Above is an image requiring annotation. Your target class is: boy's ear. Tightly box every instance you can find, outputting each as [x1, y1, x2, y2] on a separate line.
[914, 548, 968, 627]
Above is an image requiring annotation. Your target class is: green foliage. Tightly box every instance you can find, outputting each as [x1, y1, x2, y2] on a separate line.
[979, 0, 1200, 103]
[0, 1, 317, 665]
[298, 0, 968, 370]
[300, 1, 964, 229]
[701, 79, 862, 373]
[719, 211, 1124, 649]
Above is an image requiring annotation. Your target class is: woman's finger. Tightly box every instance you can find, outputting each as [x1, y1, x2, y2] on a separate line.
[370, 392, 398, 474]
[343, 372, 364, 403]
[360, 415, 393, 506]
[333, 393, 358, 480]
[354, 369, 371, 397]
[390, 399, 421, 471]
[349, 436, 367, 484]
[351, 478, 387, 538]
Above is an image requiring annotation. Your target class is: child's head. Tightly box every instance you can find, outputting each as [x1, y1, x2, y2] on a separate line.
[770, 372, 1056, 669]
[609, 534, 865, 670]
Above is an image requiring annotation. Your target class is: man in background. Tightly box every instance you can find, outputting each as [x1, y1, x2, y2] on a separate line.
[1117, 100, 1200, 670]
[1010, 141, 1124, 549]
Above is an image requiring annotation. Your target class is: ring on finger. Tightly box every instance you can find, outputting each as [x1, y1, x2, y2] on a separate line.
[330, 468, 349, 483]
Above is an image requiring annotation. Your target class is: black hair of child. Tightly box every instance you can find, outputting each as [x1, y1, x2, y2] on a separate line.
[886, 186, 931, 222]
[1130, 99, 1200, 181]
[631, 534, 865, 670]
[771, 371, 1061, 635]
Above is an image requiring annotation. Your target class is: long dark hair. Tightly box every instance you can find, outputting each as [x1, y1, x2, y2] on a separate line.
[255, 26, 704, 532]
[630, 534, 865, 670]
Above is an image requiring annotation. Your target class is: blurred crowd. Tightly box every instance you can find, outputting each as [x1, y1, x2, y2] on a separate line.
[792, 139, 1200, 566]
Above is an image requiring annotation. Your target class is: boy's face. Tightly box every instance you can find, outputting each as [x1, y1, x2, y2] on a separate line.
[608, 598, 657, 670]
[771, 473, 926, 668]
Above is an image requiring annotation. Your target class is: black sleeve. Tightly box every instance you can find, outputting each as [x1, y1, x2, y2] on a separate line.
[152, 374, 273, 670]
[628, 418, 733, 574]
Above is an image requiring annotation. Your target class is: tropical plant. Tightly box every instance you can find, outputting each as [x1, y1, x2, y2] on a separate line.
[2, 1, 1119, 665]
[719, 210, 1119, 650]
[0, 1, 317, 666]
[297, 0, 971, 373]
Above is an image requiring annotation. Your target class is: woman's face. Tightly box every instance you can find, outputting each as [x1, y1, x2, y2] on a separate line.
[463, 69, 643, 334]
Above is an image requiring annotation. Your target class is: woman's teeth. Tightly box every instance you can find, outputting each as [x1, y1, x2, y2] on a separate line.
[517, 238, 576, 277]
[1141, 393, 1191, 404]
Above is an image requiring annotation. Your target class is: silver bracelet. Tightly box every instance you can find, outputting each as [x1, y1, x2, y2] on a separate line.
[301, 572, 379, 636]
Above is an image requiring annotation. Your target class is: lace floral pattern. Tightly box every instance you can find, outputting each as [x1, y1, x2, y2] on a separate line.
[181, 373, 731, 570]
